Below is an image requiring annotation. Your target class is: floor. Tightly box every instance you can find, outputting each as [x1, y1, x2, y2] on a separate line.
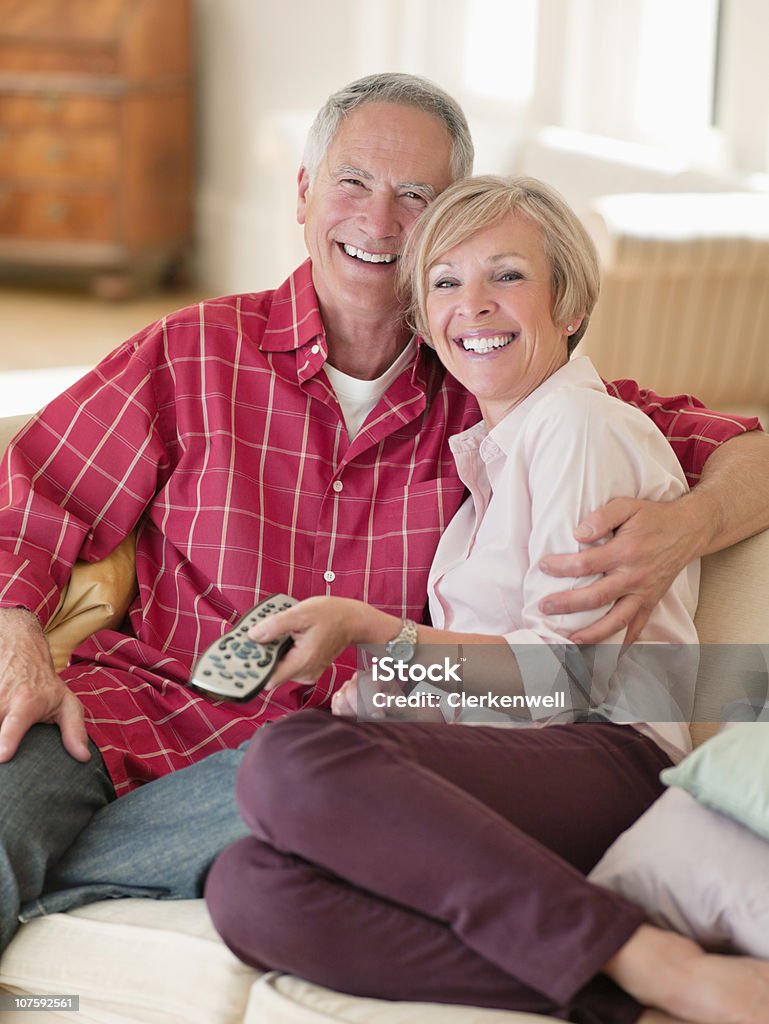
[0, 284, 205, 417]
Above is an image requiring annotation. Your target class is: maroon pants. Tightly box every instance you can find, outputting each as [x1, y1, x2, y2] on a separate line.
[205, 709, 672, 1023]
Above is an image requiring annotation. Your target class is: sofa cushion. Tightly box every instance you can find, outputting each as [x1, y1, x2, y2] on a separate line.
[0, 899, 561, 1024]
[589, 786, 769, 957]
[0, 900, 257, 1024]
[45, 531, 139, 672]
[247, 973, 553, 1024]
[660, 722, 769, 840]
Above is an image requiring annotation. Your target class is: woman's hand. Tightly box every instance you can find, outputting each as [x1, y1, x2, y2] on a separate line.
[331, 672, 384, 719]
[249, 596, 397, 691]
[332, 670, 446, 723]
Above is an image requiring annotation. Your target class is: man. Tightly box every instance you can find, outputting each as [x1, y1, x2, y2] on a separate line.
[0, 73, 767, 949]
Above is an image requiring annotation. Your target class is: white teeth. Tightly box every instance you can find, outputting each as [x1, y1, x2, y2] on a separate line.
[460, 334, 515, 353]
[343, 244, 397, 264]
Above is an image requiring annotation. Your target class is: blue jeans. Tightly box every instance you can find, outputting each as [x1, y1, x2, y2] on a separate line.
[18, 737, 249, 928]
[0, 724, 114, 951]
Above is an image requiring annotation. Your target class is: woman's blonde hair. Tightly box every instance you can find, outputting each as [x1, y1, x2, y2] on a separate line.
[400, 175, 600, 354]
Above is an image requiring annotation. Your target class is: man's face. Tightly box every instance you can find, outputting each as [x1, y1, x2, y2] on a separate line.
[297, 102, 455, 325]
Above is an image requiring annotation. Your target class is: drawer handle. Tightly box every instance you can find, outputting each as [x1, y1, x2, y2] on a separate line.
[45, 201, 68, 222]
[46, 144, 68, 163]
[42, 94, 62, 114]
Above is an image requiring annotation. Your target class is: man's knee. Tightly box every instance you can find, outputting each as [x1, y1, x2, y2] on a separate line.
[0, 729, 112, 847]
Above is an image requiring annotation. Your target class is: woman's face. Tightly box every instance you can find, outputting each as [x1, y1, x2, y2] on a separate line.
[425, 213, 576, 427]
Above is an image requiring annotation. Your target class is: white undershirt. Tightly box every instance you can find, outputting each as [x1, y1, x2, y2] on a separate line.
[323, 337, 417, 440]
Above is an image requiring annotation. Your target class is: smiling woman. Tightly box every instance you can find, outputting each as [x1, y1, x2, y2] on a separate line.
[403, 175, 599, 426]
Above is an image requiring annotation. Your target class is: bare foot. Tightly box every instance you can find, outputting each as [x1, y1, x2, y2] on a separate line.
[605, 924, 769, 1024]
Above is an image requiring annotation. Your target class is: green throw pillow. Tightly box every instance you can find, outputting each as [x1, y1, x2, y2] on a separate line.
[661, 723, 769, 842]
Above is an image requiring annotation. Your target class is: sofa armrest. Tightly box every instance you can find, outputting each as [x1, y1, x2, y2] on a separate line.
[690, 528, 769, 745]
[1, 414, 140, 671]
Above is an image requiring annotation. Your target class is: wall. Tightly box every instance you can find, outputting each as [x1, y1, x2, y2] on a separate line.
[192, 0, 769, 295]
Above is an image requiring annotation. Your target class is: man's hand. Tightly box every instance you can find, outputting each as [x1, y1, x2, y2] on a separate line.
[0, 608, 90, 763]
[539, 497, 704, 645]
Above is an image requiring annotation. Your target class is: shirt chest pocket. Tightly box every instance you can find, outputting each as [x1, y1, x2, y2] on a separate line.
[383, 478, 467, 537]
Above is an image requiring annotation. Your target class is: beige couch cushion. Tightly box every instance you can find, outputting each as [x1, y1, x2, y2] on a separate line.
[249, 973, 550, 1024]
[0, 900, 555, 1024]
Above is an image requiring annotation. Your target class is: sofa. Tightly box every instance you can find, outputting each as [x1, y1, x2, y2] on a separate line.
[580, 191, 769, 424]
[1, 404, 769, 1024]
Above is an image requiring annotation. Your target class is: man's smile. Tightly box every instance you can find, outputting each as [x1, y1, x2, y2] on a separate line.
[341, 243, 398, 265]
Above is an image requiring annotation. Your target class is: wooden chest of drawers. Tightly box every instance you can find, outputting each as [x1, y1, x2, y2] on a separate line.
[0, 0, 193, 294]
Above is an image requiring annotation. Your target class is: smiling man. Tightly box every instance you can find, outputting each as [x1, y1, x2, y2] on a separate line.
[0, 73, 767, 949]
[296, 100, 454, 378]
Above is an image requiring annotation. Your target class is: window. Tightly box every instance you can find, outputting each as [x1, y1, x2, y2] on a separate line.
[463, 0, 539, 102]
[633, 0, 720, 149]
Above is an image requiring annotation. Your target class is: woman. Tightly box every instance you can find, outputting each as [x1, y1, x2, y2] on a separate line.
[205, 177, 768, 1023]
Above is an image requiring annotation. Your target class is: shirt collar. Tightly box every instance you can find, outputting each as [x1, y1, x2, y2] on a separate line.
[260, 259, 326, 354]
[449, 357, 607, 460]
[259, 259, 446, 399]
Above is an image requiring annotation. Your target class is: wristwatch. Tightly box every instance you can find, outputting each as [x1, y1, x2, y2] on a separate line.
[384, 618, 418, 663]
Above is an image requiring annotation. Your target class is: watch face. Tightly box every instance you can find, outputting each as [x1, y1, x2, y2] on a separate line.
[387, 640, 417, 663]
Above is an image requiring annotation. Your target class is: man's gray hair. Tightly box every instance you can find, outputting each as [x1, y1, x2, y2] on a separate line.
[303, 73, 474, 183]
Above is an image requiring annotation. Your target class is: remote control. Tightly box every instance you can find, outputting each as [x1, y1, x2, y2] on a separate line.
[190, 593, 297, 701]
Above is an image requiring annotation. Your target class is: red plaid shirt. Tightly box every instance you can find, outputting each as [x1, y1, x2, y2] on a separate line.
[0, 260, 760, 792]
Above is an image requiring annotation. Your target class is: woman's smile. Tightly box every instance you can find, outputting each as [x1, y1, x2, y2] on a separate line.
[453, 331, 520, 354]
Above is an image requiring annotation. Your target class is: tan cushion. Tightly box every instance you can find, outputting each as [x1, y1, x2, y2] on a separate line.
[44, 532, 138, 672]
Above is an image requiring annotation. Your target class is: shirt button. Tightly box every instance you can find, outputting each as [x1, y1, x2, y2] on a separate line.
[324, 570, 336, 583]
[311, 344, 320, 354]
[332, 480, 343, 493]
